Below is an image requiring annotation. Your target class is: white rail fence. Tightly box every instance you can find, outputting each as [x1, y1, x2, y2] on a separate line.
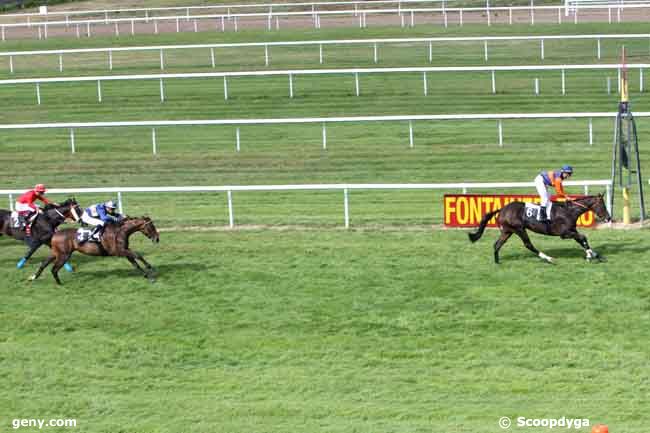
[1, 112, 647, 153]
[2, 34, 648, 72]
[0, 181, 613, 228]
[3, 64, 648, 105]
[0, 4, 647, 40]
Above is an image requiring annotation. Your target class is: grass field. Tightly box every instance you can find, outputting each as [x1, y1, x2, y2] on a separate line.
[2, 11, 650, 433]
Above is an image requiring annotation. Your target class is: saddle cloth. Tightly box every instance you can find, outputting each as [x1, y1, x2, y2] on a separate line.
[76, 228, 100, 243]
[11, 211, 20, 228]
[524, 202, 552, 222]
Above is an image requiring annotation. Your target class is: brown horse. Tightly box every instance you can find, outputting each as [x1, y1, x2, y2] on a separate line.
[30, 216, 160, 284]
[468, 194, 611, 263]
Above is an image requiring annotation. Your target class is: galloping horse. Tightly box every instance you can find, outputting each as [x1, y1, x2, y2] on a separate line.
[468, 194, 611, 263]
[30, 216, 160, 284]
[0, 199, 83, 268]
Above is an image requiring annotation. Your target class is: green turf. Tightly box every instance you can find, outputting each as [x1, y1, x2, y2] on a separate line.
[1, 229, 649, 433]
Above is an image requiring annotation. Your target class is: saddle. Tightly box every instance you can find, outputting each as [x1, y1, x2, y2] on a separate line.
[524, 202, 552, 222]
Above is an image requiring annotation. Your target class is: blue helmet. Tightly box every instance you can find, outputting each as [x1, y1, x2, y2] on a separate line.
[104, 200, 117, 209]
[561, 165, 573, 174]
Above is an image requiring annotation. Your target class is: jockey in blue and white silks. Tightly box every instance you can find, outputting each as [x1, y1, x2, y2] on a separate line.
[80, 200, 123, 242]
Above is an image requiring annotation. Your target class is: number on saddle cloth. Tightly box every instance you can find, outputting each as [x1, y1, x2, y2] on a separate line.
[524, 202, 541, 221]
[76, 228, 96, 243]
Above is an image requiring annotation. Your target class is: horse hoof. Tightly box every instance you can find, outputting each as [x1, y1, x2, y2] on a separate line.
[29, 275, 36, 281]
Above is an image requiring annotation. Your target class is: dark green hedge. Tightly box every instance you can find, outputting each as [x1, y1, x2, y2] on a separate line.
[0, 0, 79, 12]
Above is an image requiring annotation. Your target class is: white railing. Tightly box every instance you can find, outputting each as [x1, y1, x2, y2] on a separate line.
[0, 181, 613, 228]
[1, 33, 647, 72]
[4, 63, 646, 105]
[0, 3, 647, 40]
[1, 112, 646, 152]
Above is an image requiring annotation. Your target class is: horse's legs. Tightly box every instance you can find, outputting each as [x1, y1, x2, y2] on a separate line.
[17, 240, 41, 269]
[135, 252, 155, 271]
[563, 231, 597, 259]
[515, 230, 554, 263]
[51, 253, 72, 285]
[30, 254, 55, 281]
[123, 250, 150, 278]
[493, 230, 513, 264]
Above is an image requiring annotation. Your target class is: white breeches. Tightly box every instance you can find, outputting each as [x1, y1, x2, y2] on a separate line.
[15, 202, 36, 213]
[82, 213, 104, 227]
[534, 175, 551, 211]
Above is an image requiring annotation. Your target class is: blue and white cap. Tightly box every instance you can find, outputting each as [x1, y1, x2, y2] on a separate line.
[561, 165, 573, 174]
[105, 200, 117, 209]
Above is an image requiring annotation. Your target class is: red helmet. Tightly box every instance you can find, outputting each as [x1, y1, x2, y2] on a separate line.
[34, 184, 46, 193]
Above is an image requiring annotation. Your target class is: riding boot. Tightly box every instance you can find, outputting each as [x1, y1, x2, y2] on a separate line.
[537, 207, 547, 222]
[90, 225, 104, 242]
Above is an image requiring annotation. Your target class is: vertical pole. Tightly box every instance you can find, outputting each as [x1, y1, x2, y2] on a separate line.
[176, 18, 180, 33]
[509, 8, 513, 24]
[607, 76, 611, 94]
[486, 0, 491, 26]
[443, 11, 448, 27]
[9, 55, 13, 74]
[423, 72, 428, 96]
[608, 7, 612, 23]
[9, 194, 14, 212]
[38, 26, 42, 40]
[574, 8, 578, 24]
[491, 70, 496, 94]
[428, 41, 432, 63]
[617, 68, 621, 93]
[186, 7, 190, 21]
[70, 128, 75, 153]
[540, 39, 544, 60]
[322, 123, 327, 150]
[86, 22, 91, 37]
[484, 40, 488, 62]
[343, 188, 350, 229]
[36, 83, 41, 105]
[530, 0, 535, 25]
[159, 78, 165, 102]
[234, 16, 238, 32]
[498, 120, 503, 146]
[159, 49, 164, 70]
[355, 72, 359, 96]
[109, 49, 113, 70]
[115, 22, 119, 36]
[534, 78, 539, 95]
[1, 26, 4, 42]
[227, 190, 234, 228]
[210, 47, 215, 68]
[459, 9, 463, 26]
[193, 20, 198, 33]
[597, 38, 601, 59]
[223, 76, 228, 100]
[154, 19, 158, 34]
[221, 16, 225, 32]
[589, 117, 593, 145]
[152, 128, 157, 154]
[236, 127, 240, 152]
[131, 19, 135, 35]
[640, 68, 644, 92]
[97, 80, 102, 102]
[410, 10, 414, 27]
[265, 44, 269, 66]
[59, 54, 63, 72]
[289, 73, 294, 98]
[557, 7, 561, 23]
[584, 185, 589, 195]
[373, 43, 378, 63]
[561, 69, 566, 95]
[408, 121, 414, 148]
[319, 44, 323, 64]
[606, 184, 612, 215]
[117, 191, 123, 214]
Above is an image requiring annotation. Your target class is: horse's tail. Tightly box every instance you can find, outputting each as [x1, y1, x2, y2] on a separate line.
[468, 209, 501, 243]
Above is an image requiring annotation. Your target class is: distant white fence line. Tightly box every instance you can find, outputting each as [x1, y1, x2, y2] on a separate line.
[0, 181, 613, 228]
[1, 112, 647, 153]
[4, 64, 647, 105]
[0, 3, 647, 41]
[1, 33, 647, 71]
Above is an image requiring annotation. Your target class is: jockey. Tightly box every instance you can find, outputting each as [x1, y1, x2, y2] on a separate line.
[80, 200, 123, 243]
[534, 165, 573, 221]
[15, 184, 52, 236]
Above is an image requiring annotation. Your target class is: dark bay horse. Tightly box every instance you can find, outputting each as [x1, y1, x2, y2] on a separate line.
[0, 199, 83, 268]
[30, 216, 160, 284]
[468, 194, 611, 263]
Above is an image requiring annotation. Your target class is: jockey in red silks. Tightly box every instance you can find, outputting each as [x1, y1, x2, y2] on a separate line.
[533, 165, 573, 222]
[15, 184, 51, 236]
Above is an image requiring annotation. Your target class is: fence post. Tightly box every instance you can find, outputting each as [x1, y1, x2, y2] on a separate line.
[409, 121, 414, 148]
[640, 68, 644, 92]
[606, 184, 612, 215]
[540, 39, 544, 60]
[114, 22, 119, 36]
[534, 78, 539, 95]
[36, 83, 41, 105]
[154, 19, 158, 34]
[373, 43, 378, 63]
[59, 54, 63, 72]
[210, 48, 215, 68]
[319, 44, 323, 64]
[159, 78, 165, 102]
[597, 38, 601, 59]
[223, 76, 228, 100]
[86, 22, 91, 37]
[355, 72, 360, 96]
[423, 72, 427, 96]
[265, 44, 269, 66]
[117, 191, 124, 214]
[236, 127, 240, 152]
[498, 120, 503, 146]
[9, 194, 14, 212]
[76, 24, 80, 38]
[322, 123, 327, 150]
[97, 80, 102, 102]
[588, 117, 593, 145]
[491, 70, 496, 94]
[484, 40, 488, 61]
[9, 55, 13, 73]
[131, 19, 135, 35]
[459, 9, 463, 26]
[176, 18, 180, 32]
[70, 128, 75, 153]
[152, 128, 157, 154]
[561, 69, 566, 95]
[428, 41, 432, 63]
[343, 188, 350, 229]
[193, 20, 198, 33]
[1, 26, 4, 42]
[159, 49, 164, 70]
[289, 73, 294, 98]
[109, 49, 113, 70]
[227, 190, 234, 228]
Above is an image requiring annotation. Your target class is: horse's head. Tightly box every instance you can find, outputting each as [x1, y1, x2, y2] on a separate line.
[57, 198, 82, 223]
[579, 193, 611, 223]
[123, 216, 160, 244]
